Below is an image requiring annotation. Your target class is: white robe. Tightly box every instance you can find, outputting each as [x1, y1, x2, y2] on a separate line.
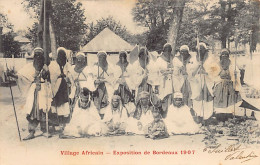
[48, 61, 72, 116]
[17, 63, 52, 115]
[126, 60, 156, 93]
[90, 62, 120, 102]
[186, 54, 217, 119]
[102, 104, 129, 133]
[125, 107, 154, 134]
[63, 101, 107, 137]
[164, 104, 201, 134]
[154, 56, 184, 99]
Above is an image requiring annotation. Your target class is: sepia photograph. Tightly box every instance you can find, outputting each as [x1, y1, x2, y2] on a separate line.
[0, 0, 260, 165]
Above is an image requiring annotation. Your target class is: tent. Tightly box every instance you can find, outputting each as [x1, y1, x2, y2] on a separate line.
[81, 28, 134, 54]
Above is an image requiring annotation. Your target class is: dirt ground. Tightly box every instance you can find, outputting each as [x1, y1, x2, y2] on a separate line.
[0, 86, 260, 165]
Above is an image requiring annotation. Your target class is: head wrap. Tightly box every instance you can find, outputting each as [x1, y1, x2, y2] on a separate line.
[33, 47, 44, 54]
[57, 47, 67, 66]
[163, 43, 172, 52]
[139, 91, 150, 99]
[119, 51, 127, 58]
[173, 92, 183, 99]
[112, 95, 121, 101]
[138, 47, 148, 58]
[220, 48, 230, 55]
[33, 47, 44, 71]
[74, 52, 87, 72]
[57, 47, 67, 56]
[80, 87, 91, 100]
[97, 51, 107, 58]
[180, 45, 189, 52]
[197, 42, 207, 50]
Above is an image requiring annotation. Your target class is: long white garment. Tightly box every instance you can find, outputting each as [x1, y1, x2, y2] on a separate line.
[90, 62, 120, 100]
[164, 104, 201, 134]
[125, 107, 154, 134]
[186, 53, 217, 119]
[126, 60, 156, 92]
[48, 61, 72, 116]
[17, 63, 52, 115]
[102, 105, 129, 124]
[63, 101, 107, 137]
[154, 56, 184, 99]
[69, 65, 96, 98]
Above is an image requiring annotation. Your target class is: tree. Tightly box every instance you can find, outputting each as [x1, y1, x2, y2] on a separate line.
[23, 0, 87, 51]
[2, 32, 21, 58]
[0, 13, 20, 57]
[234, 0, 260, 52]
[81, 16, 132, 46]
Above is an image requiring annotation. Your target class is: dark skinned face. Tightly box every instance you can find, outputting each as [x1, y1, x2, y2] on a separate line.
[112, 99, 120, 108]
[98, 55, 107, 65]
[119, 55, 127, 64]
[57, 50, 67, 67]
[180, 50, 189, 59]
[140, 97, 149, 106]
[173, 98, 183, 108]
[33, 52, 44, 71]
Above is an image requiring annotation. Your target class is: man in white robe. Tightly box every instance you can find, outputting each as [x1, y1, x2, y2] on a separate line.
[8, 48, 52, 140]
[154, 44, 188, 117]
[164, 92, 201, 135]
[186, 43, 216, 121]
[126, 47, 156, 104]
[49, 47, 73, 134]
[114, 51, 135, 116]
[90, 51, 121, 119]
[69, 52, 96, 110]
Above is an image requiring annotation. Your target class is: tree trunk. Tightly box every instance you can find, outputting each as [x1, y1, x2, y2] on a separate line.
[167, 0, 186, 56]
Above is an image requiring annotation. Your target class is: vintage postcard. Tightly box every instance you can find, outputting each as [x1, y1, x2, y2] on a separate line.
[0, 0, 260, 165]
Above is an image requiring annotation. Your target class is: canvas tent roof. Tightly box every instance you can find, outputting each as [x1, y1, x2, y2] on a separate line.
[81, 28, 133, 53]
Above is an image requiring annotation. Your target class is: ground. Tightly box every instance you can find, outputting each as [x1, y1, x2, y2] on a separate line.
[0, 86, 260, 165]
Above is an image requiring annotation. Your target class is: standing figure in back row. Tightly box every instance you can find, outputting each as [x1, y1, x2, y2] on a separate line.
[114, 51, 135, 117]
[49, 47, 73, 135]
[8, 47, 52, 140]
[91, 51, 120, 119]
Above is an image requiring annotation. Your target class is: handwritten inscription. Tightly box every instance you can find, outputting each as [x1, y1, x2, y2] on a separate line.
[203, 144, 258, 163]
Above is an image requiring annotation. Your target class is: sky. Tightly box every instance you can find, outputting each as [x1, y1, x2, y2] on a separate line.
[0, 0, 147, 34]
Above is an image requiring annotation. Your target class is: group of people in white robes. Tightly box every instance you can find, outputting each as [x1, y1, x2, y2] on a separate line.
[8, 41, 245, 140]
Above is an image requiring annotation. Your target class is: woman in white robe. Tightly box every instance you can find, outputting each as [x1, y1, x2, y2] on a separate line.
[102, 95, 129, 135]
[126, 91, 155, 135]
[164, 92, 201, 135]
[62, 88, 107, 138]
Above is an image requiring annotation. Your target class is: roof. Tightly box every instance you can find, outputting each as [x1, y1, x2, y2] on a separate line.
[81, 28, 133, 53]
[14, 36, 30, 43]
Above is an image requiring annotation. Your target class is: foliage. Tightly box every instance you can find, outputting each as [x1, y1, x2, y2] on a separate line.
[0, 13, 21, 57]
[132, 0, 259, 51]
[2, 32, 21, 58]
[81, 16, 132, 46]
[23, 0, 87, 51]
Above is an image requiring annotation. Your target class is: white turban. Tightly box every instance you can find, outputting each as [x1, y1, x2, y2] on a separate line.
[180, 45, 189, 52]
[173, 92, 183, 99]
